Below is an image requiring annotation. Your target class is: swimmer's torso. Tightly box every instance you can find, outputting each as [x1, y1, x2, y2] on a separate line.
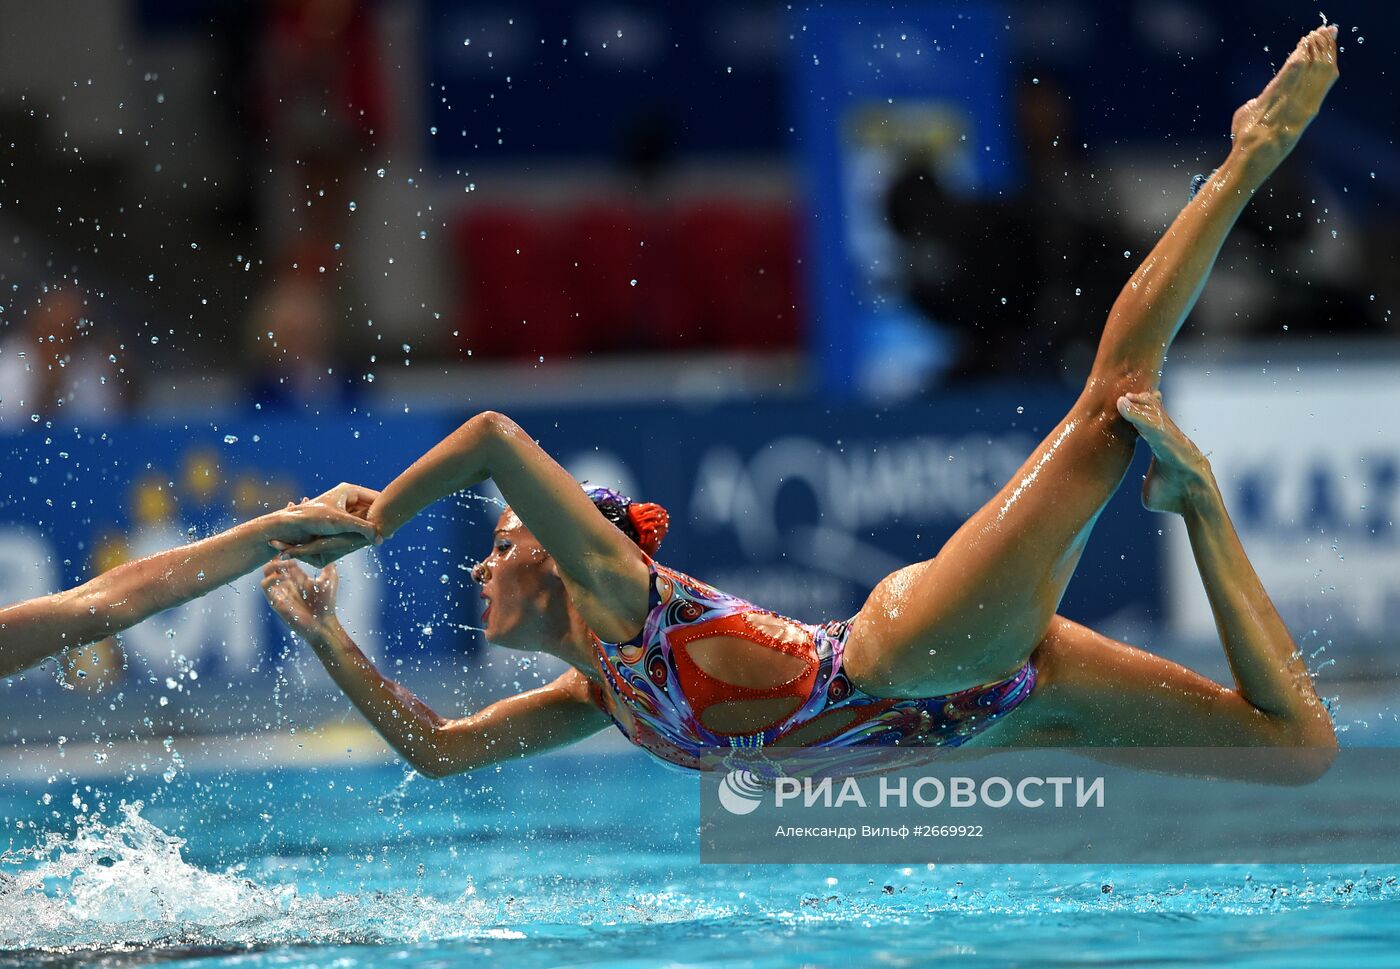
[587, 555, 1036, 772]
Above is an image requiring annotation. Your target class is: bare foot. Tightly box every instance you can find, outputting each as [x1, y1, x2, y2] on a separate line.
[1116, 391, 1214, 516]
[1230, 24, 1340, 171]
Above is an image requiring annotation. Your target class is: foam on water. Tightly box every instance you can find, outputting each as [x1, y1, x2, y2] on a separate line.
[0, 801, 498, 951]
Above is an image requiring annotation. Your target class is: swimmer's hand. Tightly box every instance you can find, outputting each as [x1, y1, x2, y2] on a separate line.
[310, 481, 380, 519]
[262, 559, 341, 643]
[257, 496, 380, 553]
[269, 482, 383, 568]
[1116, 390, 1215, 516]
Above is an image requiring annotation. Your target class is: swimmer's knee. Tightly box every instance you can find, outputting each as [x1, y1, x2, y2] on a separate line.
[1261, 736, 1337, 785]
[1082, 367, 1155, 419]
[1267, 710, 1339, 784]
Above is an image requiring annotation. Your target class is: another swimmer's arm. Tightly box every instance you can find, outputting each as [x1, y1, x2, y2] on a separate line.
[0, 499, 377, 680]
[262, 560, 608, 776]
[1180, 471, 1334, 742]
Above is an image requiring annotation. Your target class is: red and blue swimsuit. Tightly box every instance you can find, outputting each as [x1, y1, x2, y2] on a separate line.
[587, 554, 1036, 773]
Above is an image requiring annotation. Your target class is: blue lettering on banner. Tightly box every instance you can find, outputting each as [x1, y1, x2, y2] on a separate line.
[1229, 457, 1400, 543]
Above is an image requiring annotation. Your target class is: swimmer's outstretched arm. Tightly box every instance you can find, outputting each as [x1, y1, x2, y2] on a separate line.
[0, 488, 378, 680]
[288, 411, 649, 642]
[262, 560, 609, 777]
[1114, 392, 1334, 736]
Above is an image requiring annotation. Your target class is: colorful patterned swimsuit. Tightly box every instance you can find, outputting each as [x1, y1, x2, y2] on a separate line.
[587, 554, 1037, 773]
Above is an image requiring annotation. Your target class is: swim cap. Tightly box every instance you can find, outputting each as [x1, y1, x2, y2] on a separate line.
[585, 486, 670, 555]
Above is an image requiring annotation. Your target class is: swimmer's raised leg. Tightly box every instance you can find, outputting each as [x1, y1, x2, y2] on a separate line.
[844, 25, 1340, 695]
[978, 391, 1336, 781]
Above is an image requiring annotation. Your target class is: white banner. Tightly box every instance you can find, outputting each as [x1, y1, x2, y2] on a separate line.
[1164, 362, 1400, 653]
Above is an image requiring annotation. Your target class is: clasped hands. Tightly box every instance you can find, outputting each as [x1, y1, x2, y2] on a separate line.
[258, 481, 381, 639]
[271, 481, 383, 569]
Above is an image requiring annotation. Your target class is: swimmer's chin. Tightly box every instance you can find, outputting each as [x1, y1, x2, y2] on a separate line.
[481, 629, 520, 651]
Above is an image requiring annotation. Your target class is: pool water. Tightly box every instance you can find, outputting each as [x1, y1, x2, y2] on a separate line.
[4, 750, 1400, 968]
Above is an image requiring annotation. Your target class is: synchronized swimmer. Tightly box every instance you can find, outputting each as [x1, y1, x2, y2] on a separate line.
[3, 26, 1342, 784]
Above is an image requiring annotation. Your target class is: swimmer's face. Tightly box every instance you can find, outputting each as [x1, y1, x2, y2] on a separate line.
[470, 508, 573, 650]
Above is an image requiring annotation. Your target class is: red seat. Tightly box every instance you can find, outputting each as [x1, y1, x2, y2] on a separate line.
[671, 202, 802, 351]
[452, 200, 804, 359]
[560, 205, 649, 353]
[453, 208, 577, 360]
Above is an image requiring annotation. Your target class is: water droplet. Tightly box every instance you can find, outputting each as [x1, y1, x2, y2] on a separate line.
[1015, 405, 1024, 414]
[629, 278, 638, 287]
[376, 168, 386, 178]
[1123, 250, 1131, 258]
[223, 434, 238, 444]
[348, 200, 357, 211]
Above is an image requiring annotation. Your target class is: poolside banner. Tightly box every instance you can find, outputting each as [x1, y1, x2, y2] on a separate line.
[1163, 363, 1400, 659]
[699, 747, 1400, 864]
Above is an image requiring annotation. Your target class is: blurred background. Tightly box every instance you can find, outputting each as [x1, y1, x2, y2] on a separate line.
[1, 0, 1396, 760]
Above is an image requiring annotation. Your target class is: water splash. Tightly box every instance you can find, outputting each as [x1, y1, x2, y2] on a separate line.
[0, 801, 507, 952]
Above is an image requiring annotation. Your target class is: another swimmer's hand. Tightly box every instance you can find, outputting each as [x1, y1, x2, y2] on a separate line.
[261, 559, 342, 645]
[267, 483, 384, 568]
[309, 481, 381, 520]
[259, 497, 379, 550]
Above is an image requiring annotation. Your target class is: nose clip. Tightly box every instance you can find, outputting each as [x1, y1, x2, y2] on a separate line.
[471, 561, 491, 583]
